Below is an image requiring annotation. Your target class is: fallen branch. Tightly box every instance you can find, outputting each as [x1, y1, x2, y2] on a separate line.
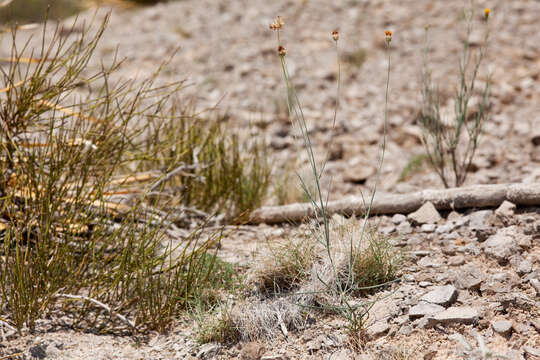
[249, 183, 540, 224]
[148, 163, 202, 192]
[55, 293, 135, 329]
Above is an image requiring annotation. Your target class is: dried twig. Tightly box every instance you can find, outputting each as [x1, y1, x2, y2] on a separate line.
[148, 163, 201, 192]
[55, 293, 135, 329]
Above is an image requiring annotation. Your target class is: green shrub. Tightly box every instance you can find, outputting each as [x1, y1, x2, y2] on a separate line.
[419, 7, 492, 188]
[0, 16, 264, 334]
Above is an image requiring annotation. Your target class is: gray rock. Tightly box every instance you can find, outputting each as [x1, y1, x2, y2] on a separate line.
[455, 266, 485, 290]
[412, 250, 430, 257]
[482, 227, 521, 263]
[442, 245, 458, 256]
[446, 211, 462, 221]
[397, 324, 413, 336]
[419, 281, 432, 288]
[409, 302, 445, 319]
[197, 343, 221, 359]
[524, 346, 540, 358]
[403, 274, 415, 282]
[516, 234, 532, 249]
[473, 227, 495, 242]
[467, 210, 493, 228]
[491, 320, 512, 335]
[343, 164, 375, 184]
[416, 317, 431, 329]
[447, 255, 465, 266]
[430, 306, 479, 325]
[530, 278, 540, 295]
[380, 225, 395, 235]
[420, 285, 458, 306]
[396, 221, 412, 235]
[417, 257, 440, 268]
[367, 321, 389, 339]
[516, 259, 532, 275]
[495, 200, 516, 218]
[420, 223, 436, 233]
[408, 202, 441, 225]
[29, 344, 47, 360]
[306, 338, 322, 352]
[436, 223, 458, 234]
[391, 214, 407, 224]
[328, 349, 355, 360]
[481, 272, 520, 295]
[531, 318, 540, 332]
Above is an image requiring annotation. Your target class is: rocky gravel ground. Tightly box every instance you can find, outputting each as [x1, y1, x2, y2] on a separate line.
[0, 0, 539, 359]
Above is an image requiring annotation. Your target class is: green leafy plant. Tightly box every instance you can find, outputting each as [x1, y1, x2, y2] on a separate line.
[419, 6, 492, 188]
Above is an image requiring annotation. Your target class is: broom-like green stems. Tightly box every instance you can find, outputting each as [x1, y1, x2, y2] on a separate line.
[420, 6, 491, 188]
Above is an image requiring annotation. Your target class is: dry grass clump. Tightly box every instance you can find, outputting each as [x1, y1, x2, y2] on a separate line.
[250, 217, 400, 298]
[196, 306, 240, 344]
[229, 298, 307, 341]
[248, 235, 318, 295]
[220, 217, 399, 342]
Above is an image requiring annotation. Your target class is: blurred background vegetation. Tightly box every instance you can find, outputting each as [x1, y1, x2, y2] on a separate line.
[0, 0, 166, 24]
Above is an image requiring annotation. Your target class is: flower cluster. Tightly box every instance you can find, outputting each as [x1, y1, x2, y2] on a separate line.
[269, 16, 284, 31]
[385, 30, 392, 44]
[484, 8, 491, 20]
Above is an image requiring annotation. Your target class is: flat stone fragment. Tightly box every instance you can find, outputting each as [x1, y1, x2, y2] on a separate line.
[409, 302, 445, 319]
[408, 201, 441, 225]
[455, 269, 485, 290]
[396, 221, 412, 234]
[530, 278, 540, 295]
[420, 285, 458, 306]
[421, 223, 436, 233]
[417, 257, 440, 268]
[343, 164, 376, 184]
[197, 343, 221, 359]
[431, 306, 479, 325]
[495, 200, 516, 218]
[491, 320, 513, 335]
[482, 227, 521, 263]
[516, 259, 532, 275]
[367, 321, 390, 339]
[391, 214, 407, 224]
[448, 255, 465, 266]
[524, 346, 540, 357]
[467, 210, 493, 228]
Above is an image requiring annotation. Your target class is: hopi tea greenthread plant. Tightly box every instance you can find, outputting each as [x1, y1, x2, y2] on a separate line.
[270, 17, 397, 340]
[419, 7, 492, 188]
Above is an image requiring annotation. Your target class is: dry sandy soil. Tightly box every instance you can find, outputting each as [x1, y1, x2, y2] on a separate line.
[0, 0, 539, 359]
